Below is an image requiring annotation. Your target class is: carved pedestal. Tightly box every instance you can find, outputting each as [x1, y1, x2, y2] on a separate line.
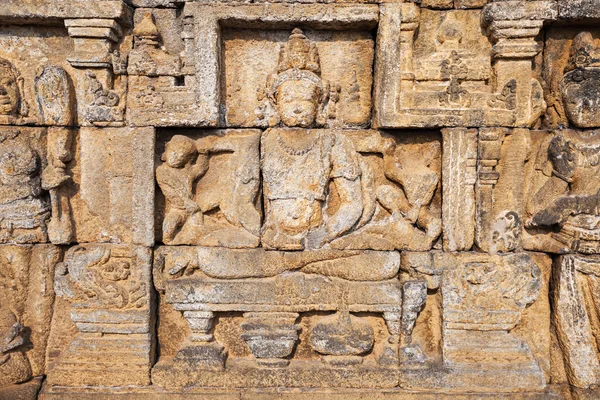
[241, 312, 300, 367]
[441, 253, 544, 390]
[172, 310, 227, 369]
[152, 246, 414, 389]
[400, 252, 545, 392]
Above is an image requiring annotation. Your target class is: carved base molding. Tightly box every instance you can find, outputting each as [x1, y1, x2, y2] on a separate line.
[40, 386, 565, 400]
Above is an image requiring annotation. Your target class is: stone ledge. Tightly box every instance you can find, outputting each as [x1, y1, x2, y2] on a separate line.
[40, 386, 565, 400]
[0, 0, 132, 26]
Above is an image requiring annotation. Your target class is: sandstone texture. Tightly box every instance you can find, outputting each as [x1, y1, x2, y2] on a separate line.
[0, 1, 598, 399]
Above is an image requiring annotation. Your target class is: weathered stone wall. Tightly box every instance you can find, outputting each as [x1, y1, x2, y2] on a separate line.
[0, 1, 599, 399]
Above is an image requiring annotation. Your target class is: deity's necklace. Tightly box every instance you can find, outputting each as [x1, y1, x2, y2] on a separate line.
[276, 129, 318, 156]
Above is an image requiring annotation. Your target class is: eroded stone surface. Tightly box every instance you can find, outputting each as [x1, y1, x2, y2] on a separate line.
[0, 1, 598, 399]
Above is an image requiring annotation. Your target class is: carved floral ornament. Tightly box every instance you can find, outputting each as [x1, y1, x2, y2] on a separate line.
[1, 1, 600, 398]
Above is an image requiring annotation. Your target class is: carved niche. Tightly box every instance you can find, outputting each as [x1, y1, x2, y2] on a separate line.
[151, 27, 440, 389]
[375, 4, 548, 128]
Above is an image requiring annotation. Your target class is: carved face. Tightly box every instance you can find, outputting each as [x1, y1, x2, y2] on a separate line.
[0, 63, 19, 116]
[562, 69, 600, 128]
[163, 136, 197, 168]
[276, 80, 319, 128]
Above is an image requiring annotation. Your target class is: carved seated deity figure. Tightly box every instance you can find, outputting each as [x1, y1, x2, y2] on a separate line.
[177, 29, 441, 282]
[152, 29, 437, 377]
[261, 28, 442, 254]
[156, 132, 261, 247]
[526, 31, 600, 390]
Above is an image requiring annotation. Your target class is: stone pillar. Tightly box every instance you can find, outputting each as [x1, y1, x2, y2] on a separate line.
[442, 128, 477, 251]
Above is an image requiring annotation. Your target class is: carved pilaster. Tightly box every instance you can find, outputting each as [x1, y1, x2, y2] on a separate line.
[483, 1, 557, 126]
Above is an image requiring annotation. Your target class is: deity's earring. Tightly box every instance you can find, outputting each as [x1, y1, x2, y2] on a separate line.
[265, 84, 280, 127]
[316, 81, 333, 127]
[17, 76, 28, 117]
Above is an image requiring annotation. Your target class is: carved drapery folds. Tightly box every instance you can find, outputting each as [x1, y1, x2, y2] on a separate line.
[0, 0, 599, 398]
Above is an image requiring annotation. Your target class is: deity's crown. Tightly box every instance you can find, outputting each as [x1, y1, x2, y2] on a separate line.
[277, 28, 321, 74]
[565, 31, 600, 73]
[270, 28, 324, 92]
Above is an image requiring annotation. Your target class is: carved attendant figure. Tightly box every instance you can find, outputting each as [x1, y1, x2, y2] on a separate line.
[157, 132, 261, 247]
[527, 32, 600, 390]
[0, 128, 50, 243]
[0, 59, 74, 243]
[157, 135, 209, 242]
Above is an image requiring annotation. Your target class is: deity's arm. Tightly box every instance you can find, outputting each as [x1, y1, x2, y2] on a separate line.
[156, 165, 191, 209]
[528, 190, 600, 227]
[327, 176, 363, 240]
[327, 133, 363, 240]
[196, 134, 246, 154]
[188, 154, 209, 184]
[527, 174, 570, 218]
[381, 139, 405, 186]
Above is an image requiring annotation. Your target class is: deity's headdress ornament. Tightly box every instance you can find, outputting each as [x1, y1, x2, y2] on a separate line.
[561, 32, 600, 86]
[277, 28, 321, 74]
[268, 29, 326, 100]
[565, 32, 600, 73]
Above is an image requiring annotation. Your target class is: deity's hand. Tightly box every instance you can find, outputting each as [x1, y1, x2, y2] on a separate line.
[405, 205, 421, 224]
[382, 138, 396, 156]
[196, 136, 217, 154]
[0, 323, 24, 353]
[526, 196, 576, 228]
[548, 135, 576, 181]
[41, 166, 71, 190]
[304, 226, 329, 250]
[184, 199, 201, 214]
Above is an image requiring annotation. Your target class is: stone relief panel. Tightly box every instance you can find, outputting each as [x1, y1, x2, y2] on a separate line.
[70, 127, 155, 246]
[0, 25, 75, 127]
[183, 3, 379, 127]
[0, 245, 60, 387]
[374, 3, 549, 129]
[126, 9, 201, 127]
[2, 0, 600, 399]
[46, 244, 154, 387]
